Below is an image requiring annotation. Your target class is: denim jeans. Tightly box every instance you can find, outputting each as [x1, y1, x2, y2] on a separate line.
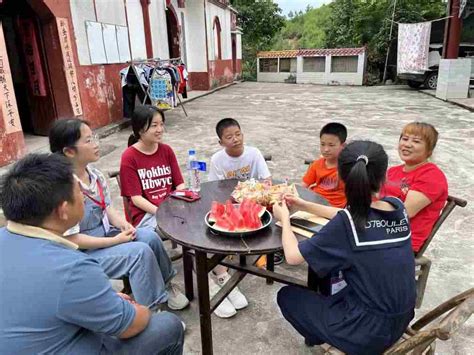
[80, 199, 176, 308]
[136, 212, 158, 229]
[85, 227, 176, 308]
[100, 311, 184, 355]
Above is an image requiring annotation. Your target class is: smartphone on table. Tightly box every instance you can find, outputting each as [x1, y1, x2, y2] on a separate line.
[290, 217, 323, 234]
[170, 190, 201, 202]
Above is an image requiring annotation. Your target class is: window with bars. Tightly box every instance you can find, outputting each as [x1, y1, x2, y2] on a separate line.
[279, 58, 297, 72]
[331, 56, 359, 73]
[303, 57, 326, 72]
[259, 58, 278, 72]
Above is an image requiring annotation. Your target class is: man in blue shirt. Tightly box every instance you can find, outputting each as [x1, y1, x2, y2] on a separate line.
[0, 153, 183, 354]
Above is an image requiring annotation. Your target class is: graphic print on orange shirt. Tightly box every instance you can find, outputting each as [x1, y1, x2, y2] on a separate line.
[318, 175, 340, 190]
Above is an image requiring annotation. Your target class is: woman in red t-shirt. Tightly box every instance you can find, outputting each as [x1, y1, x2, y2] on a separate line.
[380, 122, 448, 252]
[120, 105, 185, 228]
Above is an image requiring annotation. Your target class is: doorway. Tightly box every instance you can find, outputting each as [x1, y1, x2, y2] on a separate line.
[232, 34, 237, 75]
[0, 0, 56, 135]
[166, 6, 180, 59]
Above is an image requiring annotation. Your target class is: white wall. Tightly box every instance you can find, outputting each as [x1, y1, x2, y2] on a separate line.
[206, 2, 232, 60]
[258, 53, 366, 85]
[236, 32, 242, 59]
[184, 0, 207, 71]
[257, 58, 296, 82]
[70, 0, 96, 65]
[95, 0, 127, 25]
[71, 0, 143, 64]
[295, 53, 365, 85]
[149, 0, 169, 59]
[126, 0, 147, 60]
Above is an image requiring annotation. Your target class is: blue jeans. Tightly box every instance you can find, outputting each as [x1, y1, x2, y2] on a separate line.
[85, 227, 176, 308]
[100, 311, 184, 355]
[136, 212, 158, 229]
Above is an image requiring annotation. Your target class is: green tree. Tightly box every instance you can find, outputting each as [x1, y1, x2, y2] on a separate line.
[272, 5, 332, 50]
[325, 0, 360, 47]
[253, 0, 448, 82]
[231, 0, 285, 80]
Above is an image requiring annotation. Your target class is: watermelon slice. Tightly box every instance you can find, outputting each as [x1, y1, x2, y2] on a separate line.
[208, 199, 266, 233]
[209, 201, 226, 223]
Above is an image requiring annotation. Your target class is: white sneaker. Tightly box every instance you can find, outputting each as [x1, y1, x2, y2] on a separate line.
[209, 277, 237, 318]
[216, 272, 248, 310]
[166, 283, 190, 310]
[181, 321, 186, 332]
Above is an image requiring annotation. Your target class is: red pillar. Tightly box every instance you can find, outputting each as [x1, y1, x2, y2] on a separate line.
[444, 0, 463, 59]
[140, 0, 154, 59]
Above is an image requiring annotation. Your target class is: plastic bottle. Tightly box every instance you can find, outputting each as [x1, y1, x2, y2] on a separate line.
[187, 149, 200, 193]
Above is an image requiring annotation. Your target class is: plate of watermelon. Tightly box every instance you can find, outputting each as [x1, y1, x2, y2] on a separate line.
[205, 199, 272, 237]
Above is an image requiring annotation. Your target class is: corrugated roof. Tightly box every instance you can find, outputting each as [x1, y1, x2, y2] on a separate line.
[257, 47, 366, 58]
[257, 50, 299, 58]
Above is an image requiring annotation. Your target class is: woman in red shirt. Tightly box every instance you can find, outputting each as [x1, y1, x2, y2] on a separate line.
[120, 105, 185, 228]
[381, 122, 448, 252]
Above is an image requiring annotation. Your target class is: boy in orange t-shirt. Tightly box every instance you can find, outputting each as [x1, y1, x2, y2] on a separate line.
[302, 123, 347, 208]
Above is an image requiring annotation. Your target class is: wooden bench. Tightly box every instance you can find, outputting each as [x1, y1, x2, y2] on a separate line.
[320, 288, 474, 354]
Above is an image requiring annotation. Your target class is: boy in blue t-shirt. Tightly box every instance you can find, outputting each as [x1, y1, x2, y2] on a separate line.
[0, 154, 184, 354]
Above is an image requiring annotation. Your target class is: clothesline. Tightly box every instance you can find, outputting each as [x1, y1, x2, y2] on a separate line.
[122, 56, 188, 116]
[127, 57, 182, 64]
[389, 15, 453, 25]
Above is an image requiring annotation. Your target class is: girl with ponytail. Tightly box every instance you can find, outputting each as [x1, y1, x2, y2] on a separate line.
[120, 105, 185, 228]
[273, 140, 416, 354]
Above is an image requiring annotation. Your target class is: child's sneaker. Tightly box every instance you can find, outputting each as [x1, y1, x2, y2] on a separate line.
[166, 282, 190, 310]
[274, 251, 285, 265]
[216, 272, 248, 310]
[209, 277, 237, 318]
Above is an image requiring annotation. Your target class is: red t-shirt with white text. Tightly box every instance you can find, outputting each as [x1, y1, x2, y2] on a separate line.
[120, 144, 184, 226]
[380, 163, 448, 252]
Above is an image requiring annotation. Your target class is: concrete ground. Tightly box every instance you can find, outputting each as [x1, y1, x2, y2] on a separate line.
[5, 82, 474, 354]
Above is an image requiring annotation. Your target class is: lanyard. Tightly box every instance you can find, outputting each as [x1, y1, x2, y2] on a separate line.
[81, 179, 106, 211]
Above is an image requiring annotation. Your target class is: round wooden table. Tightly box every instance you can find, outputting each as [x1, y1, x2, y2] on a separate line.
[157, 179, 326, 254]
[156, 179, 327, 355]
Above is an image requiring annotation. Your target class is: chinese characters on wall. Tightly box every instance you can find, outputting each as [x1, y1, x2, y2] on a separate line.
[56, 17, 83, 116]
[0, 23, 22, 134]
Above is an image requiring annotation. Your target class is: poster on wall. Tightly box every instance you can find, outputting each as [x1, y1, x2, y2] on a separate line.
[0, 22, 22, 134]
[56, 17, 83, 116]
[86, 21, 107, 64]
[102, 23, 120, 63]
[116, 25, 131, 63]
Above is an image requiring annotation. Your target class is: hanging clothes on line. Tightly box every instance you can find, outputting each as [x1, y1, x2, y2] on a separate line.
[177, 64, 188, 98]
[397, 22, 432, 74]
[120, 65, 151, 118]
[149, 68, 174, 110]
[119, 57, 189, 117]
